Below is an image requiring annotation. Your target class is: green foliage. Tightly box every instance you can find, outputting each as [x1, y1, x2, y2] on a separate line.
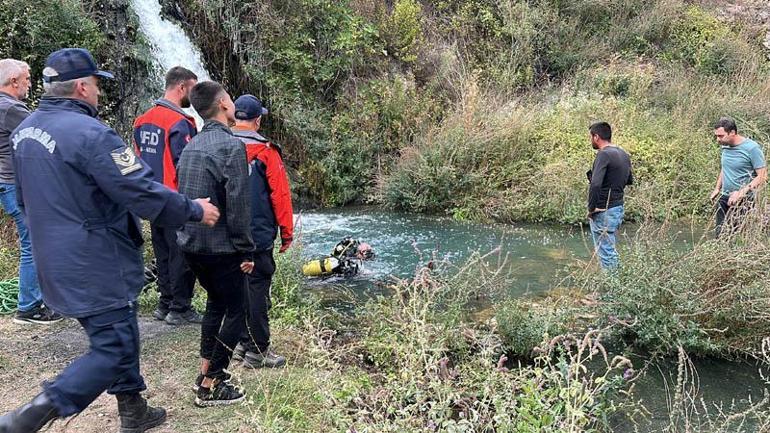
[0, 0, 105, 84]
[384, 53, 770, 223]
[292, 74, 439, 205]
[180, 0, 769, 216]
[386, 0, 423, 63]
[0, 0, 156, 137]
[271, 247, 318, 325]
[496, 299, 571, 357]
[9, 0, 767, 221]
[330, 255, 634, 431]
[663, 5, 755, 75]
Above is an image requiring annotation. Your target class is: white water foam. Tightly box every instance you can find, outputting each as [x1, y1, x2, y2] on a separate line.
[130, 0, 211, 127]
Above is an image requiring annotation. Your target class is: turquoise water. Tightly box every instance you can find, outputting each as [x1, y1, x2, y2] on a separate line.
[296, 206, 593, 296]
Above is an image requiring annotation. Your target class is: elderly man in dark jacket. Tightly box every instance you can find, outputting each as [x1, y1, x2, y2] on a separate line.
[176, 80, 255, 407]
[0, 48, 219, 433]
[0, 58, 61, 324]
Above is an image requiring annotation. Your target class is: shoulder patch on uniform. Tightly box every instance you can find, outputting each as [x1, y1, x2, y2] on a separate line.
[111, 147, 142, 175]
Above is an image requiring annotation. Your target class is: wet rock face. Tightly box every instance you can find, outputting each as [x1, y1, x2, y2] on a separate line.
[92, 0, 160, 138]
[159, 0, 187, 22]
[158, 0, 248, 90]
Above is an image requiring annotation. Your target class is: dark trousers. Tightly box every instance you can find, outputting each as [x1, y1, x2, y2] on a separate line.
[44, 307, 145, 417]
[715, 194, 754, 238]
[241, 250, 276, 353]
[184, 253, 247, 379]
[150, 225, 195, 313]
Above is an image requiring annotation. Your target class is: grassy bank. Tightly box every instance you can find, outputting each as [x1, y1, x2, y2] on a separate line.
[496, 204, 770, 360]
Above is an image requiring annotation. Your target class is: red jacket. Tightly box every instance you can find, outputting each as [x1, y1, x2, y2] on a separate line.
[133, 99, 197, 191]
[233, 128, 294, 249]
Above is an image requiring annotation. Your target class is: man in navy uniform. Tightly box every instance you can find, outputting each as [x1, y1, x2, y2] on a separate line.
[0, 48, 219, 433]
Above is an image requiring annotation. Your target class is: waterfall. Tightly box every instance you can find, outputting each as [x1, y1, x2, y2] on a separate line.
[129, 0, 211, 128]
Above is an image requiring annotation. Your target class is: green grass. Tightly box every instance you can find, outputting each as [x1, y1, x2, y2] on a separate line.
[126, 324, 348, 432]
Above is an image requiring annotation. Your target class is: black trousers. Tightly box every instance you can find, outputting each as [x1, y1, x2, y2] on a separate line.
[241, 250, 276, 353]
[715, 194, 754, 238]
[184, 253, 247, 379]
[150, 225, 195, 313]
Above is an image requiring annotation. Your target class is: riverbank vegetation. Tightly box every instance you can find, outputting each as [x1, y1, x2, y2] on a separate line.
[135, 223, 770, 432]
[134, 209, 770, 431]
[173, 0, 770, 223]
[243, 214, 770, 432]
[3, 209, 770, 431]
[496, 207, 770, 360]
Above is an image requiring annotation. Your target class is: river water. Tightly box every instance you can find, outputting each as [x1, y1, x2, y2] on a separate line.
[297, 207, 766, 432]
[297, 206, 593, 296]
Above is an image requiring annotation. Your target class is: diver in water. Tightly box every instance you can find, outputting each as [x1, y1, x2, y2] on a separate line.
[302, 237, 375, 277]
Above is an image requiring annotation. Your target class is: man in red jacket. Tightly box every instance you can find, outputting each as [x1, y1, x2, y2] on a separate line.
[230, 94, 293, 368]
[133, 67, 201, 325]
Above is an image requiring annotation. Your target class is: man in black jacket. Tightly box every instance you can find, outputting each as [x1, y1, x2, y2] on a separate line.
[176, 81, 255, 407]
[586, 122, 633, 271]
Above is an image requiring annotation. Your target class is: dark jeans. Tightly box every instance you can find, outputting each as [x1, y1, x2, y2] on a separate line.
[44, 307, 145, 417]
[184, 253, 247, 379]
[150, 225, 195, 313]
[241, 250, 276, 353]
[715, 194, 754, 238]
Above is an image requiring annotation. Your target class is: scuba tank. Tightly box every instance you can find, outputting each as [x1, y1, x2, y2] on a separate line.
[302, 257, 340, 277]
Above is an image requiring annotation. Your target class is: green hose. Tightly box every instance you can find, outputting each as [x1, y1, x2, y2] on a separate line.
[0, 278, 19, 315]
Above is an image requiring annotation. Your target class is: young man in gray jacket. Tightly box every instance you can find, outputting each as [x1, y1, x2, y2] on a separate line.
[176, 81, 255, 407]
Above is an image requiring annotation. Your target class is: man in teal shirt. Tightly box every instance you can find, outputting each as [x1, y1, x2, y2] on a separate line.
[709, 117, 767, 237]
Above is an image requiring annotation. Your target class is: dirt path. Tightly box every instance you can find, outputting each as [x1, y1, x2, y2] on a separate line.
[0, 314, 324, 433]
[0, 316, 205, 433]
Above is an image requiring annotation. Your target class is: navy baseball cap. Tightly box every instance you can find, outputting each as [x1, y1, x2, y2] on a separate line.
[42, 48, 115, 83]
[234, 94, 268, 120]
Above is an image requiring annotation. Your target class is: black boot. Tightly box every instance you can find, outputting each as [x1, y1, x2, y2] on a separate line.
[0, 392, 59, 433]
[116, 393, 167, 433]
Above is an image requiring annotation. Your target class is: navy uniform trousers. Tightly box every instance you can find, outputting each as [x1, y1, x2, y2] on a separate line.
[44, 306, 145, 417]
